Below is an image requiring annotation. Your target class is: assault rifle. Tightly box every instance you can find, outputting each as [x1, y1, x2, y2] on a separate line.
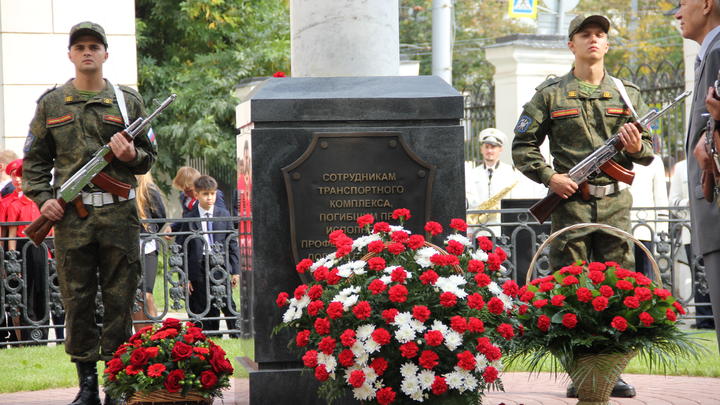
[24, 94, 176, 245]
[529, 90, 691, 224]
[701, 71, 720, 202]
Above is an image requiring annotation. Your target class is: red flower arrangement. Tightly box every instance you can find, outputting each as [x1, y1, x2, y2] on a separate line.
[275, 209, 521, 404]
[103, 318, 233, 401]
[509, 262, 703, 370]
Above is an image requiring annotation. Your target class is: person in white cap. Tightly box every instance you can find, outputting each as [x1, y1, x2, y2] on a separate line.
[465, 128, 519, 234]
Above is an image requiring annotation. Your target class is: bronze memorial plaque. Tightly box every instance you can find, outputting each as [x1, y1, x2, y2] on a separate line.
[282, 132, 435, 265]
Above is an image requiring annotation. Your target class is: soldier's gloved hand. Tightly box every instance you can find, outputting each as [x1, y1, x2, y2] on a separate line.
[109, 132, 137, 162]
[549, 173, 578, 199]
[618, 122, 643, 154]
[41, 199, 65, 221]
[706, 86, 720, 120]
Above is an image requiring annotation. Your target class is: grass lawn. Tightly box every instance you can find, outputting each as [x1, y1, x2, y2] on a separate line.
[0, 331, 716, 394]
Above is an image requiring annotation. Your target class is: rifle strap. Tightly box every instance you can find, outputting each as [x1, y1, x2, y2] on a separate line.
[112, 82, 130, 126]
[73, 196, 89, 219]
[610, 77, 639, 121]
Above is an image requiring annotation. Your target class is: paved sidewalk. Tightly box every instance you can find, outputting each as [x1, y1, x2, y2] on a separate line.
[0, 373, 718, 404]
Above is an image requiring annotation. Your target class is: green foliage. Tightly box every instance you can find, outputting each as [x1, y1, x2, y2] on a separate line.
[135, 0, 290, 187]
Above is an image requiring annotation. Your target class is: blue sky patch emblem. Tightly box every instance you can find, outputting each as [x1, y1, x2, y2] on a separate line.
[515, 115, 533, 133]
[23, 132, 35, 153]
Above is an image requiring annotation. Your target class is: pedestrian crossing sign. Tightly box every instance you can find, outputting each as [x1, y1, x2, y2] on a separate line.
[508, 0, 537, 19]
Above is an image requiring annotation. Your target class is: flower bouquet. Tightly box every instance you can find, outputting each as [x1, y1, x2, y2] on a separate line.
[103, 318, 234, 404]
[509, 225, 704, 404]
[274, 209, 522, 404]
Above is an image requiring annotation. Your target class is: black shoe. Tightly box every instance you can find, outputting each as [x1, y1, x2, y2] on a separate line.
[566, 382, 578, 398]
[69, 362, 101, 405]
[103, 393, 123, 405]
[611, 377, 636, 398]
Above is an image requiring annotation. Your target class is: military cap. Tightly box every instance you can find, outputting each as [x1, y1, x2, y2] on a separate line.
[568, 15, 610, 40]
[479, 128, 507, 146]
[5, 158, 22, 176]
[69, 21, 108, 48]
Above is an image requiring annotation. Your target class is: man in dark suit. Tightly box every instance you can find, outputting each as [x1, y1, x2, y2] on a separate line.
[675, 0, 720, 349]
[179, 175, 239, 333]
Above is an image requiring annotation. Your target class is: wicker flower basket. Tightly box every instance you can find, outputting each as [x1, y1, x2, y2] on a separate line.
[127, 390, 213, 405]
[527, 223, 661, 405]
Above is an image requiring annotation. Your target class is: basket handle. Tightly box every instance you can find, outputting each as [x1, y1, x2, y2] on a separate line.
[526, 223, 662, 288]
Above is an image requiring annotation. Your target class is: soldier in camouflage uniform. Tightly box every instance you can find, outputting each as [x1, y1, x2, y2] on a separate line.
[512, 15, 654, 398]
[22, 22, 155, 405]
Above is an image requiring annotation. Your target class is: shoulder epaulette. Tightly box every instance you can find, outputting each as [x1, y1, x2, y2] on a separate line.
[536, 75, 561, 91]
[119, 85, 142, 103]
[619, 78, 640, 90]
[36, 85, 58, 103]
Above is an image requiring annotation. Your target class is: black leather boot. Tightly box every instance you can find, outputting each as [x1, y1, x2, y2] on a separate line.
[69, 362, 101, 405]
[102, 362, 123, 405]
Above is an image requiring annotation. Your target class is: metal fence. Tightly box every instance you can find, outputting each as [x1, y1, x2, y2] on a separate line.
[462, 60, 687, 167]
[1, 206, 713, 346]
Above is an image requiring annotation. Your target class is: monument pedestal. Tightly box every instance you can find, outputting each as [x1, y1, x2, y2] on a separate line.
[238, 75, 463, 404]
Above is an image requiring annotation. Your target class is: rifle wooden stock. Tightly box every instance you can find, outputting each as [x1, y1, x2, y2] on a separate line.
[600, 160, 634, 185]
[529, 192, 564, 224]
[24, 199, 66, 246]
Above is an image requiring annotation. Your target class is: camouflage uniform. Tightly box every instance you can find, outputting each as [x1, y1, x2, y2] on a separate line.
[512, 71, 654, 269]
[22, 79, 156, 362]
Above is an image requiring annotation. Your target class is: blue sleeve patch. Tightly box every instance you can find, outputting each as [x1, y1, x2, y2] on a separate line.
[515, 115, 533, 133]
[23, 132, 35, 153]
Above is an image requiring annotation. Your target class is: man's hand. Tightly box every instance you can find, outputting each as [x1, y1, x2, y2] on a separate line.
[231, 274, 240, 288]
[40, 199, 65, 221]
[549, 173, 578, 199]
[706, 86, 720, 120]
[109, 132, 137, 162]
[618, 122, 643, 154]
[187, 281, 194, 293]
[694, 133, 713, 171]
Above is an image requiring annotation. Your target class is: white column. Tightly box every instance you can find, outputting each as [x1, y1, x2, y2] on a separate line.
[290, 0, 399, 77]
[0, 0, 137, 153]
[485, 36, 575, 165]
[432, 0, 453, 84]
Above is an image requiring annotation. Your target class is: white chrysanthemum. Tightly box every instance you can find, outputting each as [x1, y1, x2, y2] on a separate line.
[350, 341, 365, 357]
[336, 262, 354, 278]
[389, 225, 406, 232]
[446, 233, 471, 247]
[491, 359, 504, 371]
[474, 354, 488, 371]
[317, 353, 337, 373]
[414, 246, 437, 268]
[363, 367, 378, 383]
[409, 390, 425, 401]
[353, 234, 382, 251]
[341, 294, 359, 310]
[401, 376, 421, 396]
[393, 312, 413, 326]
[383, 265, 413, 281]
[355, 352, 369, 367]
[498, 293, 514, 310]
[488, 281, 502, 295]
[435, 275, 468, 298]
[281, 305, 299, 323]
[462, 374, 478, 391]
[356, 324, 375, 340]
[417, 370, 435, 390]
[394, 326, 416, 343]
[352, 383, 375, 401]
[400, 362, 419, 378]
[409, 319, 426, 333]
[363, 339, 381, 354]
[379, 275, 392, 284]
[444, 331, 463, 351]
[445, 371, 464, 390]
[350, 260, 367, 273]
[429, 320, 449, 335]
[384, 265, 401, 274]
[311, 253, 336, 271]
[471, 249, 489, 262]
[340, 285, 362, 297]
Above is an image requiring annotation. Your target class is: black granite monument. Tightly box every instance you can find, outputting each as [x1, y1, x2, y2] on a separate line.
[239, 75, 464, 403]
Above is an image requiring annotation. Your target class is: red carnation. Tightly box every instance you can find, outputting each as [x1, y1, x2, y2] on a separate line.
[424, 330, 444, 346]
[314, 317, 331, 335]
[296, 330, 311, 347]
[446, 240, 465, 255]
[412, 305, 431, 322]
[477, 236, 493, 251]
[373, 221, 391, 233]
[367, 240, 385, 253]
[388, 242, 406, 255]
[275, 292, 289, 307]
[391, 230, 410, 243]
[486, 253, 502, 270]
[599, 285, 614, 297]
[474, 272, 491, 287]
[483, 366, 499, 383]
[294, 284, 308, 300]
[382, 308, 399, 323]
[391, 267, 408, 283]
[368, 257, 386, 271]
[450, 316, 468, 333]
[520, 290, 535, 302]
[400, 342, 420, 358]
[419, 350, 439, 369]
[340, 329, 356, 347]
[539, 281, 555, 292]
[532, 299, 548, 308]
[327, 302, 344, 319]
[467, 317, 485, 333]
[431, 376, 448, 395]
[147, 363, 166, 378]
[348, 370, 366, 388]
[467, 293, 485, 310]
[611, 316, 628, 331]
[302, 350, 318, 367]
[456, 350, 477, 370]
[296, 258, 313, 274]
[326, 268, 341, 285]
[496, 323, 515, 339]
[449, 218, 468, 232]
[562, 313, 578, 328]
[307, 285, 323, 300]
[370, 357, 388, 376]
[576, 287, 593, 302]
[439, 292, 458, 307]
[616, 280, 635, 290]
[487, 297, 505, 314]
[392, 208, 411, 221]
[634, 287, 652, 301]
[635, 274, 652, 286]
[551, 294, 566, 306]
[673, 301, 686, 315]
[467, 259, 484, 273]
[563, 275, 579, 285]
[424, 221, 443, 235]
[502, 280, 519, 297]
[352, 301, 372, 320]
[314, 365, 329, 381]
[369, 279, 387, 295]
[537, 314, 551, 332]
[407, 234, 425, 249]
[592, 296, 609, 311]
[164, 369, 184, 393]
[588, 271, 605, 284]
[372, 328, 391, 345]
[420, 270, 439, 285]
[357, 214, 374, 227]
[388, 284, 408, 303]
[105, 358, 123, 374]
[307, 300, 324, 317]
[639, 311, 655, 326]
[623, 296, 640, 309]
[588, 261, 607, 272]
[338, 349, 355, 367]
[376, 387, 396, 405]
[200, 370, 218, 389]
[666, 308, 677, 322]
